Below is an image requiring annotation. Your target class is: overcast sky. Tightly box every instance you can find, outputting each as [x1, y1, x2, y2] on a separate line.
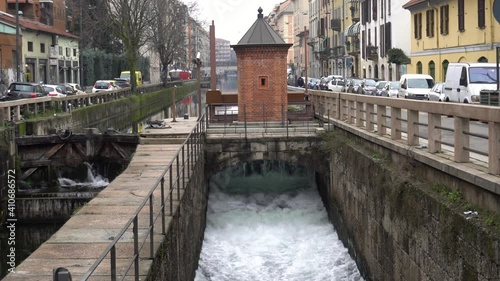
[184, 0, 279, 44]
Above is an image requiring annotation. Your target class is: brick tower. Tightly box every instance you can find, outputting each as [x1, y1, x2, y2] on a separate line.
[231, 7, 292, 122]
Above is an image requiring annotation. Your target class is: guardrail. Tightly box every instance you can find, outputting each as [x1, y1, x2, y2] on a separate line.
[0, 81, 186, 127]
[309, 90, 500, 175]
[80, 112, 206, 280]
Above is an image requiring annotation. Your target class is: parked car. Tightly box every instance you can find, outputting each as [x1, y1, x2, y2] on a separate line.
[114, 78, 131, 88]
[92, 80, 119, 93]
[67, 83, 86, 95]
[345, 78, 362, 93]
[357, 79, 377, 95]
[327, 78, 345, 92]
[380, 81, 400, 98]
[444, 62, 496, 103]
[0, 82, 45, 101]
[57, 84, 77, 95]
[398, 74, 434, 100]
[375, 81, 387, 96]
[428, 82, 446, 101]
[43, 84, 66, 97]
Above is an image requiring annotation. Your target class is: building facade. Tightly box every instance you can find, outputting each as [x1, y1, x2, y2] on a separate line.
[267, 0, 294, 67]
[0, 0, 80, 86]
[360, 0, 411, 81]
[403, 0, 499, 82]
[291, 0, 309, 79]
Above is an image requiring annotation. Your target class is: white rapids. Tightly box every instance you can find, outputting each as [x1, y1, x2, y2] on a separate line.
[194, 181, 364, 281]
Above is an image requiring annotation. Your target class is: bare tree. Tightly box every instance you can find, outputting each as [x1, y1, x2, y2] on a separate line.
[103, 0, 154, 91]
[149, 0, 193, 84]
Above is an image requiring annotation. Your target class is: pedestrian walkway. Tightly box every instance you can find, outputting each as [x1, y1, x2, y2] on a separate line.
[4, 117, 201, 281]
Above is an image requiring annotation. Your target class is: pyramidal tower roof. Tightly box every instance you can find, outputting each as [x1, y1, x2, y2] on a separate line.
[231, 7, 292, 48]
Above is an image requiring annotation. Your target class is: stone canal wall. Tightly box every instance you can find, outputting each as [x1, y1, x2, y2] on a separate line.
[146, 158, 208, 281]
[319, 130, 500, 280]
[0, 127, 15, 224]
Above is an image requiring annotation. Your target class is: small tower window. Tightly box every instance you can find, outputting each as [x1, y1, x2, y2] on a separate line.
[258, 76, 269, 89]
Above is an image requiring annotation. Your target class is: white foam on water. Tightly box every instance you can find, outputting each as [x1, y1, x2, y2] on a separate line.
[58, 162, 109, 189]
[195, 184, 364, 281]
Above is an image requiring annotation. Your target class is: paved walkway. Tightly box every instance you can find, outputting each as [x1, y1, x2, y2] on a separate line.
[5, 117, 200, 281]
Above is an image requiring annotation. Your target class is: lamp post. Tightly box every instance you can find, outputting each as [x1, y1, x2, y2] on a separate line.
[192, 52, 202, 119]
[15, 0, 20, 81]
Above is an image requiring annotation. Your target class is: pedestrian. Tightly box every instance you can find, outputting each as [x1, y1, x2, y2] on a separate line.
[297, 77, 304, 88]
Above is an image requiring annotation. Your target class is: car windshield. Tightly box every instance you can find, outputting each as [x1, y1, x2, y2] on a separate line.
[365, 79, 376, 86]
[390, 82, 400, 89]
[353, 79, 362, 86]
[376, 82, 386, 89]
[121, 73, 131, 79]
[96, 82, 110, 88]
[408, 78, 434, 89]
[469, 67, 497, 83]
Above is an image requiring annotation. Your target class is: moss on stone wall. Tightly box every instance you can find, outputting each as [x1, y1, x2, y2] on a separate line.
[319, 130, 500, 280]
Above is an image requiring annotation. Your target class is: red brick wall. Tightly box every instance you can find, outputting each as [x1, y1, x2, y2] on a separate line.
[234, 46, 290, 122]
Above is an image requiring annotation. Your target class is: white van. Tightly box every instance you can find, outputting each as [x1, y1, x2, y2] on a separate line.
[444, 63, 497, 104]
[398, 74, 435, 99]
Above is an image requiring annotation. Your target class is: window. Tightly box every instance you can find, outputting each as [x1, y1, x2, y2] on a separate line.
[478, 56, 488, 62]
[458, 0, 465, 32]
[73, 49, 77, 57]
[372, 0, 377, 20]
[258, 76, 269, 89]
[426, 9, 434, 37]
[59, 46, 63, 56]
[417, 61, 423, 74]
[28, 42, 33, 52]
[40, 43, 45, 53]
[478, 0, 485, 29]
[414, 13, 422, 39]
[429, 61, 435, 80]
[442, 60, 449, 81]
[66, 47, 70, 57]
[440, 5, 449, 35]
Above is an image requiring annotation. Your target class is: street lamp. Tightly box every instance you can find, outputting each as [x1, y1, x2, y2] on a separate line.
[192, 52, 202, 119]
[15, 0, 20, 81]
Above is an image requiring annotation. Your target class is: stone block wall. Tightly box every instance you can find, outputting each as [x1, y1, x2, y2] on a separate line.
[319, 133, 500, 281]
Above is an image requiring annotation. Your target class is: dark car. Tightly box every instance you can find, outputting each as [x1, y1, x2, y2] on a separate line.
[0, 82, 45, 101]
[357, 79, 377, 95]
[57, 84, 77, 95]
[114, 78, 131, 88]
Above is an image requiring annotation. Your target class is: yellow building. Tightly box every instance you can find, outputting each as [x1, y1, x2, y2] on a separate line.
[403, 0, 499, 82]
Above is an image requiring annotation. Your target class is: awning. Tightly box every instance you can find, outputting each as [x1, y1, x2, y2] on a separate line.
[345, 22, 360, 37]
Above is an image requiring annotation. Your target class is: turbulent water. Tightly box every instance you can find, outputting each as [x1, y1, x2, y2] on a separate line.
[58, 162, 109, 189]
[194, 161, 364, 281]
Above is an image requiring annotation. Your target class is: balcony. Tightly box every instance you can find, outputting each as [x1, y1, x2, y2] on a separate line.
[331, 18, 341, 32]
[346, 40, 360, 56]
[366, 45, 378, 60]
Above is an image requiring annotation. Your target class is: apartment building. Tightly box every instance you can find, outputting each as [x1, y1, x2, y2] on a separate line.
[403, 0, 499, 82]
[0, 0, 80, 86]
[360, 0, 411, 81]
[266, 0, 295, 67]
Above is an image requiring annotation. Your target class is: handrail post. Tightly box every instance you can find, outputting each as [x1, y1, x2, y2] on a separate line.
[407, 109, 420, 146]
[428, 113, 442, 153]
[391, 107, 402, 140]
[169, 167, 173, 215]
[489, 121, 500, 175]
[149, 194, 154, 259]
[133, 216, 139, 281]
[176, 154, 180, 201]
[161, 177, 165, 234]
[110, 245, 117, 281]
[182, 146, 185, 189]
[454, 116, 470, 162]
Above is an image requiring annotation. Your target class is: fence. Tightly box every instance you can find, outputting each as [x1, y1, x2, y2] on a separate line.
[0, 81, 186, 126]
[80, 113, 206, 280]
[309, 90, 500, 175]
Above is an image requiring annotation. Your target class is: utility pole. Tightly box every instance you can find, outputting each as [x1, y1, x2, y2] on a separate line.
[79, 0, 83, 86]
[193, 52, 202, 119]
[15, 0, 20, 82]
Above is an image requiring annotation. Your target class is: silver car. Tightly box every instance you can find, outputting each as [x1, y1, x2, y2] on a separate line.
[380, 81, 400, 98]
[428, 82, 445, 101]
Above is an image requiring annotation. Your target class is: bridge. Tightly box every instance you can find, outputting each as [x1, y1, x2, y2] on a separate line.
[2, 86, 500, 280]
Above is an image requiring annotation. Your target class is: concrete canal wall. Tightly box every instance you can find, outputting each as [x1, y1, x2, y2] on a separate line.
[319, 130, 500, 280]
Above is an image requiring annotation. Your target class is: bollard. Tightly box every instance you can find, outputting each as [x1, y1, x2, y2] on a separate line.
[53, 267, 72, 281]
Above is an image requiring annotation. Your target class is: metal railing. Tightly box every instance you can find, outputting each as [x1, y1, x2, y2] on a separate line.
[206, 102, 318, 138]
[309, 90, 500, 175]
[80, 113, 205, 281]
[0, 81, 188, 126]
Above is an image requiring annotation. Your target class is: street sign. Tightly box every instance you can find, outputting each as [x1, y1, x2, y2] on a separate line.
[494, 0, 500, 24]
